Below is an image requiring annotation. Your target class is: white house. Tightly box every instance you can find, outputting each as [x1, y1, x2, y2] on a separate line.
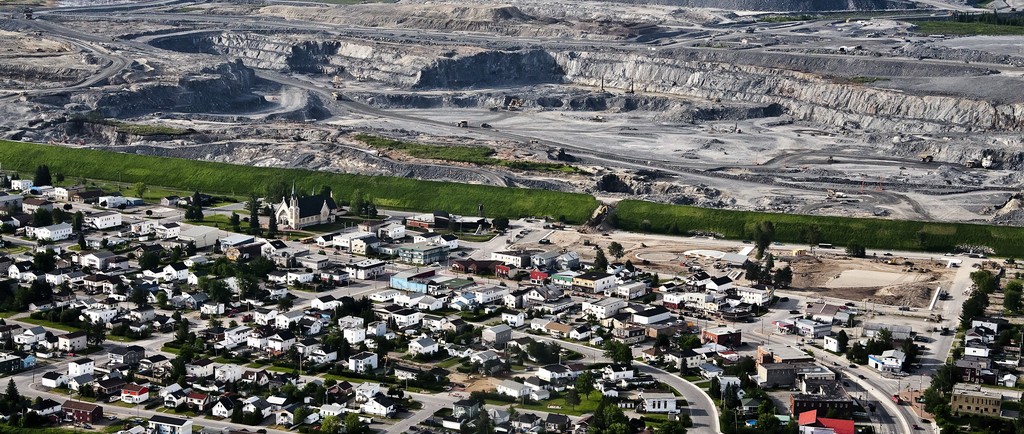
[502, 311, 526, 328]
[68, 358, 95, 377]
[345, 259, 387, 280]
[254, 309, 278, 326]
[867, 349, 905, 373]
[57, 332, 88, 352]
[348, 352, 378, 373]
[82, 308, 118, 324]
[639, 391, 677, 413]
[823, 336, 840, 353]
[734, 286, 773, 306]
[343, 327, 367, 345]
[583, 298, 627, 319]
[276, 311, 305, 329]
[360, 394, 396, 417]
[408, 337, 438, 356]
[211, 398, 235, 419]
[267, 332, 297, 353]
[310, 295, 339, 311]
[41, 371, 68, 388]
[85, 211, 122, 230]
[30, 223, 72, 241]
[215, 364, 243, 383]
[536, 364, 578, 382]
[155, 223, 181, 239]
[377, 223, 405, 240]
[496, 380, 530, 398]
[11, 179, 33, 191]
[632, 306, 673, 325]
[162, 263, 189, 282]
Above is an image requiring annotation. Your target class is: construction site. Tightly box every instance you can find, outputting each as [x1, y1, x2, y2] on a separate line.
[2, 0, 1024, 225]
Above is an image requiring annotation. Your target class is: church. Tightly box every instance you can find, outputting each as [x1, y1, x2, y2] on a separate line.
[275, 187, 339, 230]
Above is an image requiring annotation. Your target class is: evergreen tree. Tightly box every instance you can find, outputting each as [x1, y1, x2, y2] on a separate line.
[5, 378, 20, 407]
[268, 213, 278, 237]
[350, 190, 365, 217]
[72, 211, 84, 232]
[32, 209, 53, 227]
[77, 232, 87, 250]
[593, 247, 608, 271]
[230, 212, 241, 232]
[248, 194, 261, 235]
[230, 401, 243, 423]
[753, 220, 775, 259]
[774, 266, 793, 288]
[836, 330, 850, 353]
[565, 389, 580, 410]
[33, 165, 52, 186]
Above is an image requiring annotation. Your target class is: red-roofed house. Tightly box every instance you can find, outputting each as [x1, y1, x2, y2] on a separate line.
[186, 391, 212, 412]
[798, 410, 854, 434]
[121, 383, 150, 404]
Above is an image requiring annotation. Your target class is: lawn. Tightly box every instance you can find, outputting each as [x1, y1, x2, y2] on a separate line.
[436, 357, 463, 369]
[0, 245, 30, 256]
[187, 214, 234, 230]
[20, 317, 81, 332]
[912, 20, 1024, 36]
[516, 391, 603, 416]
[323, 373, 370, 384]
[615, 199, 1024, 256]
[0, 311, 17, 319]
[161, 345, 181, 355]
[0, 140, 598, 224]
[103, 421, 127, 433]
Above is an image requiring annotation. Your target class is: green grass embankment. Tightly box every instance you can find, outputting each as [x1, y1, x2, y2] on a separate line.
[0, 141, 598, 224]
[615, 199, 1024, 256]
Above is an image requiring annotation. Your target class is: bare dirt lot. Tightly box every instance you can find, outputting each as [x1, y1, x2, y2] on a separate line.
[787, 255, 954, 307]
[448, 373, 501, 393]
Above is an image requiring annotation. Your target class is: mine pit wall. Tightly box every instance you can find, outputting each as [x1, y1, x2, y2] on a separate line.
[75, 61, 267, 118]
[550, 51, 1024, 133]
[150, 33, 1024, 132]
[414, 50, 564, 88]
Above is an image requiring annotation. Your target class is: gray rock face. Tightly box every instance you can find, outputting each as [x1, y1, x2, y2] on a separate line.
[73, 60, 266, 117]
[151, 32, 1024, 133]
[415, 50, 563, 88]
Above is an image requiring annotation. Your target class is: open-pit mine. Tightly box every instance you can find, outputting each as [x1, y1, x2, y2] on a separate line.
[2, 0, 1024, 224]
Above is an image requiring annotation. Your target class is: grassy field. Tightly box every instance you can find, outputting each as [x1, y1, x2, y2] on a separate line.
[517, 392, 603, 416]
[911, 20, 1024, 36]
[0, 140, 599, 224]
[188, 214, 233, 230]
[20, 317, 81, 332]
[615, 200, 1024, 256]
[355, 134, 586, 174]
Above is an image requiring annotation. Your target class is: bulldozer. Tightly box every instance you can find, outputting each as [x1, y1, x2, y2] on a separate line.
[920, 154, 934, 163]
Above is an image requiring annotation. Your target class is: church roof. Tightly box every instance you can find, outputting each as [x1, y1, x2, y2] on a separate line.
[293, 194, 337, 218]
